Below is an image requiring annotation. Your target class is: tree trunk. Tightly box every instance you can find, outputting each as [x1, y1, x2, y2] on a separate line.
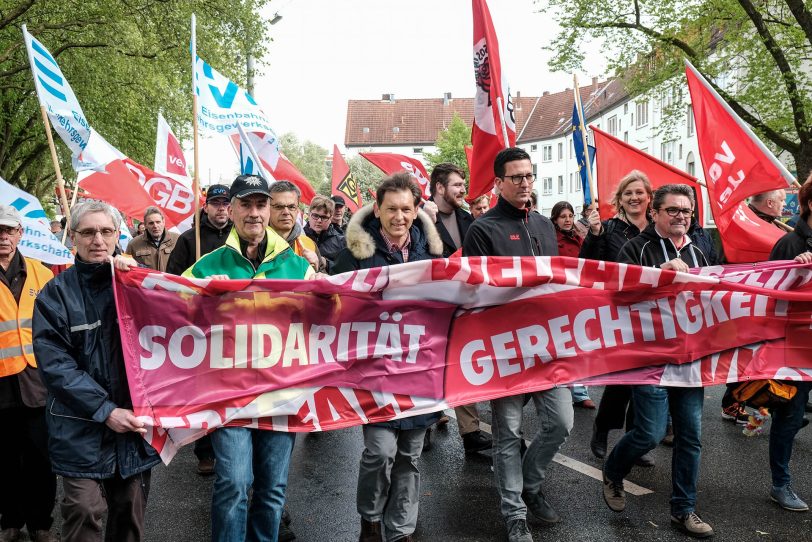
[793, 144, 812, 185]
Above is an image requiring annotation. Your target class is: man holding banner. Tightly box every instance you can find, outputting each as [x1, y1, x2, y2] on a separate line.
[602, 184, 714, 539]
[0, 206, 57, 542]
[463, 148, 572, 542]
[182, 174, 314, 542]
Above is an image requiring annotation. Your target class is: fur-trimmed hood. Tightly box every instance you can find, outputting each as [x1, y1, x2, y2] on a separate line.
[344, 203, 443, 261]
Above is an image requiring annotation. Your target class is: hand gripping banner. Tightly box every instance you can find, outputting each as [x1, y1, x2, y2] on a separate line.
[113, 257, 812, 462]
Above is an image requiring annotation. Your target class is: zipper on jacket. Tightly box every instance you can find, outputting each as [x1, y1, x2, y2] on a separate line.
[521, 210, 539, 256]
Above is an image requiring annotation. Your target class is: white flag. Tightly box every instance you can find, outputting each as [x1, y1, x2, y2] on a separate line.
[0, 176, 73, 265]
[236, 123, 274, 181]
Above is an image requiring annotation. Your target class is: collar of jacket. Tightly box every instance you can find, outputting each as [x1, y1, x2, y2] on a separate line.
[224, 226, 291, 265]
[343, 203, 443, 261]
[74, 257, 112, 284]
[748, 203, 777, 224]
[200, 213, 232, 233]
[496, 195, 531, 220]
[285, 221, 305, 244]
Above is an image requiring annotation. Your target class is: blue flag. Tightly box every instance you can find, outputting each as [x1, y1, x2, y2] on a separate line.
[572, 104, 595, 204]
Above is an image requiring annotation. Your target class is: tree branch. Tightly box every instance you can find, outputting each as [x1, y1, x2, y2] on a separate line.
[784, 0, 812, 50]
[8, 142, 47, 185]
[0, 0, 34, 31]
[738, 0, 809, 143]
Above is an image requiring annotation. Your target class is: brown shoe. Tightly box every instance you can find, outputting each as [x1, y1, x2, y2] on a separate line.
[31, 531, 58, 542]
[197, 457, 215, 475]
[574, 399, 596, 409]
[359, 518, 382, 542]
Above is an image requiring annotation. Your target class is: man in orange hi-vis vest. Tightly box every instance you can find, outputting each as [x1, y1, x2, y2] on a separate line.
[0, 205, 57, 542]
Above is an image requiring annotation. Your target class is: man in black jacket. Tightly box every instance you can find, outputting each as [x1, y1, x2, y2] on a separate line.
[33, 201, 160, 542]
[463, 148, 571, 542]
[602, 184, 713, 539]
[333, 173, 443, 542]
[429, 162, 492, 454]
[164, 183, 231, 476]
[165, 184, 232, 277]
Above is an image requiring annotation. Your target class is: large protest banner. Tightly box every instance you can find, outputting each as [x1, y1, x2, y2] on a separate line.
[114, 257, 812, 462]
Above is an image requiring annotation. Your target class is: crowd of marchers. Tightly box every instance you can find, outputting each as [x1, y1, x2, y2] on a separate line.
[1, 147, 811, 542]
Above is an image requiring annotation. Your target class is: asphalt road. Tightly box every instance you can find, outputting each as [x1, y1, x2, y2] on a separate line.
[51, 385, 812, 541]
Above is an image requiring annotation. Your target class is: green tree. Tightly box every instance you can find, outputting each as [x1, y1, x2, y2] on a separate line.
[538, 0, 812, 180]
[424, 113, 472, 180]
[348, 154, 383, 205]
[0, 0, 271, 200]
[280, 132, 329, 195]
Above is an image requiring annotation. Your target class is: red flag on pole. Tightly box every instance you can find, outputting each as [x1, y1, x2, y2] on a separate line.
[684, 60, 794, 262]
[468, 0, 515, 202]
[331, 145, 362, 212]
[154, 113, 190, 182]
[591, 126, 704, 225]
[360, 152, 431, 200]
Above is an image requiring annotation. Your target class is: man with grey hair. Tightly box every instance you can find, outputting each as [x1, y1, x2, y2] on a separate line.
[269, 181, 323, 272]
[749, 189, 787, 226]
[125, 206, 178, 272]
[603, 184, 713, 539]
[33, 201, 159, 542]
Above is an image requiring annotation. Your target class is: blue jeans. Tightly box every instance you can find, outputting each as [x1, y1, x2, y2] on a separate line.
[210, 427, 296, 542]
[604, 385, 703, 517]
[491, 387, 573, 521]
[769, 382, 811, 488]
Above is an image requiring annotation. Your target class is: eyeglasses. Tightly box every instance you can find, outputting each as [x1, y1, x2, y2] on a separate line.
[271, 204, 298, 213]
[73, 228, 118, 239]
[309, 213, 331, 222]
[660, 207, 694, 217]
[0, 226, 20, 236]
[502, 173, 536, 185]
[207, 200, 230, 208]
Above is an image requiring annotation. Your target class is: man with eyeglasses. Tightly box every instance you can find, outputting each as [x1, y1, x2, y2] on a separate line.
[268, 181, 322, 274]
[602, 184, 713, 539]
[33, 201, 160, 542]
[463, 147, 572, 542]
[0, 206, 58, 542]
[304, 195, 345, 272]
[165, 183, 232, 477]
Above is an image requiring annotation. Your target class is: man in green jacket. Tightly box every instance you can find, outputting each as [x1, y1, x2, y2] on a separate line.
[183, 174, 314, 542]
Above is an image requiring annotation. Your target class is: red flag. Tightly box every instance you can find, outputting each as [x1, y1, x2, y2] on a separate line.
[122, 159, 200, 228]
[79, 159, 161, 225]
[154, 113, 189, 181]
[468, 0, 515, 202]
[360, 152, 431, 200]
[684, 60, 794, 262]
[331, 145, 362, 212]
[591, 126, 704, 225]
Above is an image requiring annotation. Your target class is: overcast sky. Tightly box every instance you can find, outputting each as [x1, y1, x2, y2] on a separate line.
[197, 0, 608, 184]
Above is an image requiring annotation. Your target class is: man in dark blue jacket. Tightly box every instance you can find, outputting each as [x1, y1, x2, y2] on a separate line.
[333, 173, 443, 542]
[33, 201, 159, 542]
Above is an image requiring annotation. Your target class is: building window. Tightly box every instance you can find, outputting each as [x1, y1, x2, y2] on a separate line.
[687, 105, 695, 136]
[557, 142, 563, 161]
[558, 175, 564, 194]
[686, 152, 696, 176]
[636, 101, 648, 127]
[542, 145, 552, 162]
[542, 177, 553, 195]
[660, 141, 675, 163]
[623, 131, 629, 143]
[575, 175, 581, 192]
[679, 144, 683, 160]
[569, 139, 573, 159]
[531, 144, 538, 152]
[607, 115, 618, 137]
[413, 147, 423, 154]
[569, 173, 574, 192]
[624, 103, 628, 115]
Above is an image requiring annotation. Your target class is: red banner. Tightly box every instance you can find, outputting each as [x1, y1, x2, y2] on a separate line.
[360, 152, 431, 199]
[591, 126, 704, 225]
[468, 0, 515, 202]
[114, 258, 812, 462]
[331, 145, 362, 212]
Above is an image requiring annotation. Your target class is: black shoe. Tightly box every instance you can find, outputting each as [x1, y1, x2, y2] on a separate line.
[423, 427, 432, 452]
[590, 423, 608, 459]
[278, 521, 296, 542]
[522, 489, 560, 524]
[463, 430, 492, 453]
[805, 402, 812, 413]
[634, 451, 655, 467]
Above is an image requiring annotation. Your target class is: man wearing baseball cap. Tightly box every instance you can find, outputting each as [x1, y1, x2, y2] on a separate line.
[182, 174, 315, 542]
[165, 183, 233, 475]
[0, 206, 58, 542]
[330, 195, 347, 233]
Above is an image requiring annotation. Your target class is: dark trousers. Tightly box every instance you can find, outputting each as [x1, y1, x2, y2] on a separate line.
[594, 385, 635, 433]
[0, 406, 56, 532]
[194, 433, 214, 461]
[61, 471, 151, 542]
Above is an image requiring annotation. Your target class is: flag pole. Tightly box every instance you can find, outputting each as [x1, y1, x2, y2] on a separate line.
[39, 106, 72, 243]
[191, 14, 201, 260]
[495, 97, 510, 148]
[573, 74, 597, 204]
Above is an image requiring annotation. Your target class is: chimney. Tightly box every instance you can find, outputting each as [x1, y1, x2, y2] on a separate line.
[542, 91, 550, 96]
[515, 91, 521, 110]
[382, 93, 395, 103]
[592, 76, 598, 88]
[443, 92, 452, 105]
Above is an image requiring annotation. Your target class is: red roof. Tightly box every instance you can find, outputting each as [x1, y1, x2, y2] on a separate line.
[344, 80, 630, 147]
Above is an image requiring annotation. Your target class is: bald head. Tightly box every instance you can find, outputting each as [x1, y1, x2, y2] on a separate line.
[750, 189, 786, 218]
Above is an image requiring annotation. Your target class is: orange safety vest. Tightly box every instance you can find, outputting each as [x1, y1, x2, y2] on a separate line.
[293, 235, 317, 257]
[0, 256, 53, 377]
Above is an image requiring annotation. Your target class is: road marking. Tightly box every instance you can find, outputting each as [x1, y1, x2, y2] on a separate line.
[444, 408, 654, 496]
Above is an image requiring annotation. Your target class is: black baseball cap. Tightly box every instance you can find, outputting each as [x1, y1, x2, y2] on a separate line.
[230, 174, 271, 199]
[205, 184, 230, 203]
[331, 195, 346, 207]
